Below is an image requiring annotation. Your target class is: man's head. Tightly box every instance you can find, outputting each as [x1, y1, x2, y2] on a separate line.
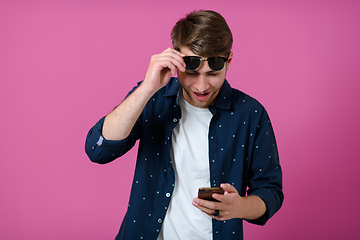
[171, 10, 233, 58]
[171, 10, 233, 108]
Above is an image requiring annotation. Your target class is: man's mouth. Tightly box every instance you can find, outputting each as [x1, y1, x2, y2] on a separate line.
[193, 91, 210, 100]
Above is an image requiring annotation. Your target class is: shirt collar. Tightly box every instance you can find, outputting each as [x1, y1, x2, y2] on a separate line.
[163, 77, 181, 97]
[212, 79, 232, 110]
[163, 77, 232, 110]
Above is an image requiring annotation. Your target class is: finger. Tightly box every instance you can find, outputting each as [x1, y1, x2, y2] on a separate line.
[158, 60, 177, 76]
[212, 184, 238, 203]
[153, 56, 185, 73]
[212, 192, 224, 202]
[212, 209, 220, 217]
[150, 55, 181, 76]
[220, 183, 238, 194]
[169, 54, 186, 72]
[192, 198, 218, 215]
[161, 48, 186, 71]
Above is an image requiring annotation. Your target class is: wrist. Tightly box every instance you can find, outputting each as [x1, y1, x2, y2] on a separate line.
[139, 79, 161, 96]
[240, 195, 266, 220]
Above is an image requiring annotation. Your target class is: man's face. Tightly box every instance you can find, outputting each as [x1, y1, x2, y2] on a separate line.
[177, 47, 233, 108]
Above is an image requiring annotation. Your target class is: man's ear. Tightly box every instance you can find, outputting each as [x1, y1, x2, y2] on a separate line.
[226, 51, 233, 70]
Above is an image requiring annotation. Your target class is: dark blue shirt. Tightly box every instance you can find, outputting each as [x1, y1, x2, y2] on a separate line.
[85, 77, 283, 240]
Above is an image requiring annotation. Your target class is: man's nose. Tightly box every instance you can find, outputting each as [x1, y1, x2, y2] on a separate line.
[194, 75, 209, 92]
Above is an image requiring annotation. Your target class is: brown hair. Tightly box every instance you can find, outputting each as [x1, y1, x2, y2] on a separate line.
[171, 10, 233, 57]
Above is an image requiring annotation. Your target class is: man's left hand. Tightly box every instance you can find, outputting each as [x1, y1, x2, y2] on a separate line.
[192, 183, 266, 221]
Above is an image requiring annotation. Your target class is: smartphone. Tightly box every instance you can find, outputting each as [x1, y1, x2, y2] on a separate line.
[198, 187, 223, 201]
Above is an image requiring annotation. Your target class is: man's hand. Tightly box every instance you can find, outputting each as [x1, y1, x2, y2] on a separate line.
[192, 183, 266, 221]
[102, 48, 185, 141]
[142, 48, 186, 94]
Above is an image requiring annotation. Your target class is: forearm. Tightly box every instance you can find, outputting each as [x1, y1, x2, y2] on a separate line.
[102, 49, 185, 141]
[102, 82, 157, 141]
[239, 195, 266, 220]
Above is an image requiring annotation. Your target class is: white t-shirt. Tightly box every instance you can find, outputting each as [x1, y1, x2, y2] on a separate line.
[157, 94, 213, 240]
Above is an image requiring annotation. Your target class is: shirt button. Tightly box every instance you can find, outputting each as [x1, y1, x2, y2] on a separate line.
[158, 219, 162, 223]
[173, 118, 178, 122]
[166, 193, 171, 197]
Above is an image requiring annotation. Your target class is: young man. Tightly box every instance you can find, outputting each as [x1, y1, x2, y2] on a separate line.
[85, 10, 283, 240]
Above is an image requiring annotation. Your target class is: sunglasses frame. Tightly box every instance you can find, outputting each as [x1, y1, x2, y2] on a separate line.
[183, 56, 229, 71]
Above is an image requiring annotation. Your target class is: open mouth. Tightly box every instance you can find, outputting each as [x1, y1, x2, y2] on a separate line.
[195, 92, 209, 97]
[193, 91, 210, 100]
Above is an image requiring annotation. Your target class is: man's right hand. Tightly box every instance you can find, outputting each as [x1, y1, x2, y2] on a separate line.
[102, 48, 186, 141]
[142, 48, 186, 94]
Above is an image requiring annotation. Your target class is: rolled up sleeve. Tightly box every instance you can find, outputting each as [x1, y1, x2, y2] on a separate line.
[85, 116, 137, 164]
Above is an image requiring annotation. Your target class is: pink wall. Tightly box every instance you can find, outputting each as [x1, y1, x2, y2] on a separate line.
[1, 0, 359, 239]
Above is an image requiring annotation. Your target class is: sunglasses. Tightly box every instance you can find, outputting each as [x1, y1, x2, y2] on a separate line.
[183, 56, 229, 71]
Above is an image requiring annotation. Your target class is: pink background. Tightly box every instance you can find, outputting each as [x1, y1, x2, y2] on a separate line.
[1, 0, 360, 239]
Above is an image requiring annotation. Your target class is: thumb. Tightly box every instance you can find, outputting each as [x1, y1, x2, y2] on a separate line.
[220, 183, 238, 194]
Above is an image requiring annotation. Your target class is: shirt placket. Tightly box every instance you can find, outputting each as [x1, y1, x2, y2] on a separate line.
[208, 108, 222, 239]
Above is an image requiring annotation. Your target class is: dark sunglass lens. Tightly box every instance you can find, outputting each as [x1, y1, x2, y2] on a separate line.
[184, 56, 201, 71]
[208, 57, 226, 71]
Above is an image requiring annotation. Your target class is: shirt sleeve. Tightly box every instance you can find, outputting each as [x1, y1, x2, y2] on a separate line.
[85, 116, 139, 164]
[246, 108, 284, 226]
[85, 82, 143, 164]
